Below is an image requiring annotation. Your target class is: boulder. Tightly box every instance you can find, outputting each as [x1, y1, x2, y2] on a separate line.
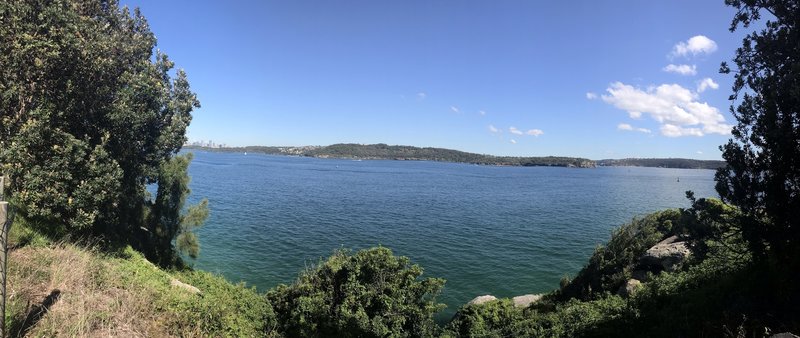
[657, 235, 680, 245]
[640, 240, 691, 272]
[512, 294, 543, 308]
[467, 295, 497, 305]
[170, 278, 201, 294]
[617, 279, 642, 298]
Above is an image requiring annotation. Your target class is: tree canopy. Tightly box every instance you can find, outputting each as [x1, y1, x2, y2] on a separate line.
[0, 0, 206, 265]
[715, 0, 800, 263]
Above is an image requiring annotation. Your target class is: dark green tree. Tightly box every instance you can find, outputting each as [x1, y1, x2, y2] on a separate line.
[716, 0, 800, 263]
[0, 0, 205, 264]
[148, 153, 208, 266]
[267, 247, 445, 338]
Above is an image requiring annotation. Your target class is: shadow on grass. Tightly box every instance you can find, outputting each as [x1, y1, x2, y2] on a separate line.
[10, 289, 61, 337]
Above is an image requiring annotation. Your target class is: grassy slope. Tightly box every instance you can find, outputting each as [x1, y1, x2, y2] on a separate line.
[5, 228, 276, 337]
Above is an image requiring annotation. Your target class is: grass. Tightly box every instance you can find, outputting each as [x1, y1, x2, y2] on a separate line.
[5, 223, 277, 337]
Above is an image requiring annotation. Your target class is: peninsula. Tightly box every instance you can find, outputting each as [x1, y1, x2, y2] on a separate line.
[185, 143, 725, 169]
[185, 143, 596, 168]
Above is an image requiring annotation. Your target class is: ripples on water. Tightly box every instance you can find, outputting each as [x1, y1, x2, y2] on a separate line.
[186, 151, 717, 319]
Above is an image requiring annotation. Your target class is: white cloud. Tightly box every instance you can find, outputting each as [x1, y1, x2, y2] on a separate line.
[697, 78, 719, 92]
[601, 82, 732, 137]
[671, 35, 718, 58]
[661, 124, 704, 137]
[617, 123, 651, 133]
[417, 92, 427, 100]
[663, 64, 697, 76]
[697, 151, 703, 154]
[526, 129, 544, 137]
[586, 92, 598, 100]
[450, 106, 460, 113]
[479, 110, 486, 116]
[488, 124, 500, 133]
[510, 139, 517, 144]
[509, 127, 523, 135]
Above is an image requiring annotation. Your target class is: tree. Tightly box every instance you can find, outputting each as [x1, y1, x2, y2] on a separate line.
[147, 153, 208, 266]
[0, 0, 205, 264]
[716, 0, 800, 263]
[267, 247, 446, 338]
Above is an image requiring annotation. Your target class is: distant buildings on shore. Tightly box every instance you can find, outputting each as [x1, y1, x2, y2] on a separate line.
[185, 140, 227, 148]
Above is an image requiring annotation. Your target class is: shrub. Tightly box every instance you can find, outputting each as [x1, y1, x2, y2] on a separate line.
[556, 210, 681, 301]
[267, 247, 445, 338]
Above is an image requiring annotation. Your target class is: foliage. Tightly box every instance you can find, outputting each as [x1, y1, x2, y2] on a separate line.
[443, 294, 629, 338]
[267, 247, 445, 338]
[680, 193, 743, 259]
[145, 153, 208, 266]
[443, 205, 784, 338]
[556, 210, 681, 301]
[443, 299, 526, 338]
[0, 0, 204, 264]
[715, 0, 800, 263]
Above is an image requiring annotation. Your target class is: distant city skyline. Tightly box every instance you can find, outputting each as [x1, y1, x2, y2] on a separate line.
[125, 0, 750, 160]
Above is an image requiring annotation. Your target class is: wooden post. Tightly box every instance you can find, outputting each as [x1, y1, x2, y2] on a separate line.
[0, 201, 7, 338]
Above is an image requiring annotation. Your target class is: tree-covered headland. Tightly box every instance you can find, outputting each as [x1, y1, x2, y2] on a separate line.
[0, 0, 799, 337]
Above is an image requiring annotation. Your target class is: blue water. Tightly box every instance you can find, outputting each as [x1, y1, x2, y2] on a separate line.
[184, 150, 717, 318]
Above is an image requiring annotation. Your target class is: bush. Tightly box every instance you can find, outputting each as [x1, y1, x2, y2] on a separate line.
[267, 247, 445, 338]
[556, 209, 681, 301]
[444, 299, 525, 338]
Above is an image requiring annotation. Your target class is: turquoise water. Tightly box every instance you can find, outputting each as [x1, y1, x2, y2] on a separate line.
[185, 150, 717, 318]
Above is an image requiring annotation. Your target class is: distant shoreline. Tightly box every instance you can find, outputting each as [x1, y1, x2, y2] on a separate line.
[184, 143, 725, 170]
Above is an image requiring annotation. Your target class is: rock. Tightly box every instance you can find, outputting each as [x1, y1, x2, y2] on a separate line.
[467, 295, 497, 305]
[657, 235, 680, 245]
[617, 279, 642, 298]
[512, 294, 543, 308]
[170, 278, 201, 294]
[640, 240, 691, 272]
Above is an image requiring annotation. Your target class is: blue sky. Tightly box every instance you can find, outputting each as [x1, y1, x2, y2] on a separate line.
[122, 0, 747, 160]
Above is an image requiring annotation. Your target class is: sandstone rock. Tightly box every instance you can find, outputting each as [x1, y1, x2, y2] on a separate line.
[170, 278, 201, 294]
[512, 294, 543, 308]
[617, 279, 642, 298]
[657, 235, 680, 245]
[467, 295, 497, 305]
[640, 240, 691, 272]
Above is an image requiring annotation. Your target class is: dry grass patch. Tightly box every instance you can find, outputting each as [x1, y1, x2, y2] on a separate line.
[5, 242, 276, 337]
[7, 244, 164, 337]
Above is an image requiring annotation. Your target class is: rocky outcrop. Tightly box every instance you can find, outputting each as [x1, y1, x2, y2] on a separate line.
[170, 278, 201, 294]
[617, 279, 642, 298]
[640, 236, 691, 272]
[468, 295, 497, 305]
[512, 294, 543, 308]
